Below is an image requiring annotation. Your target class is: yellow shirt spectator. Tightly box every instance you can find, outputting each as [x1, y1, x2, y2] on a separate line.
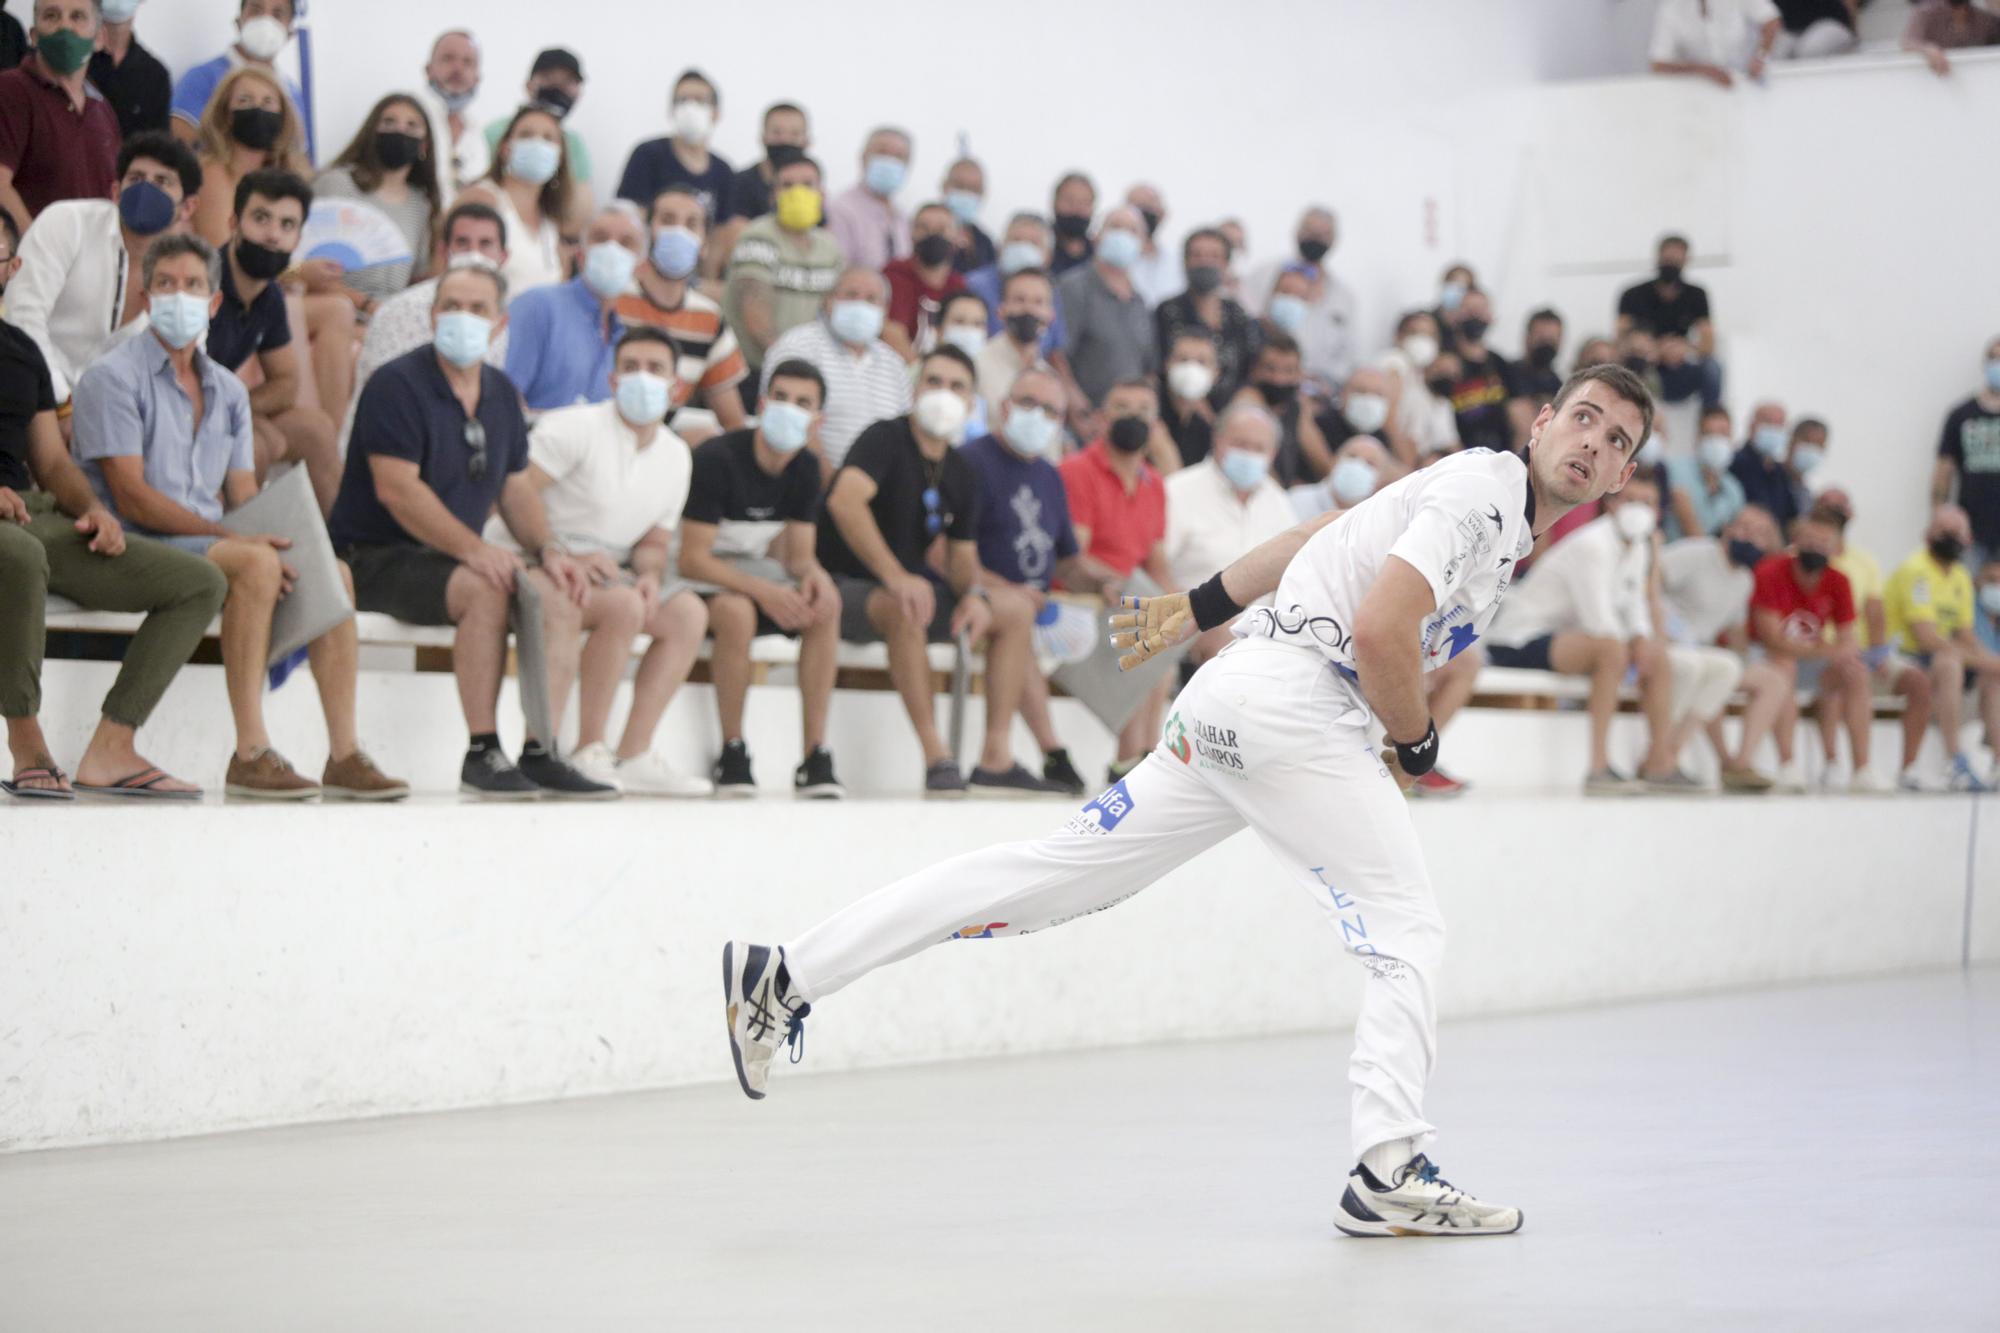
[1885, 547, 1975, 655]
[1830, 547, 1883, 647]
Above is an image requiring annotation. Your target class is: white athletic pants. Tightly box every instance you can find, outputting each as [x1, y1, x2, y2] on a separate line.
[1667, 644, 1743, 725]
[783, 638, 1447, 1160]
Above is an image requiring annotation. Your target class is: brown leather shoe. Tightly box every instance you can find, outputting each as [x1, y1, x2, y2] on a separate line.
[323, 749, 410, 802]
[224, 747, 320, 801]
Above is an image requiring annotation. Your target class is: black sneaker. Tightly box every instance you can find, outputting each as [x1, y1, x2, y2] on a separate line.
[1042, 748, 1087, 796]
[969, 763, 1069, 798]
[1106, 756, 1143, 785]
[793, 746, 845, 800]
[714, 739, 756, 798]
[460, 746, 541, 800]
[924, 759, 967, 799]
[517, 742, 619, 800]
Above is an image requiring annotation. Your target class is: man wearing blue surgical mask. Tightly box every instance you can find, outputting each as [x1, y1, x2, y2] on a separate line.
[1163, 401, 1294, 662]
[679, 358, 845, 799]
[504, 202, 646, 413]
[1729, 399, 1803, 532]
[960, 364, 1124, 795]
[1055, 204, 1156, 442]
[824, 125, 913, 273]
[941, 157, 993, 275]
[612, 183, 748, 443]
[1663, 404, 1746, 539]
[757, 265, 912, 471]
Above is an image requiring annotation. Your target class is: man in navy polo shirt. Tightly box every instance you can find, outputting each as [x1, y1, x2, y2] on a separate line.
[329, 263, 610, 800]
[205, 168, 340, 517]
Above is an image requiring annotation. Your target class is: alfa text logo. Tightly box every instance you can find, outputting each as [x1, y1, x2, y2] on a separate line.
[1066, 779, 1136, 836]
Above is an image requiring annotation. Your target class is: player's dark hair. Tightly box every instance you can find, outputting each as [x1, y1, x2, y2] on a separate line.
[1551, 364, 1655, 456]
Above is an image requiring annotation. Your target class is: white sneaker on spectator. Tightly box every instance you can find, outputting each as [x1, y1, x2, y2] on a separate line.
[1812, 765, 1848, 794]
[1774, 760, 1808, 794]
[1897, 767, 1934, 794]
[1848, 767, 1888, 795]
[569, 742, 624, 793]
[617, 750, 714, 798]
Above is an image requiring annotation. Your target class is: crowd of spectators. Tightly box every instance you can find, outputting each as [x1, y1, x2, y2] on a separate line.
[2, 0, 1998, 803]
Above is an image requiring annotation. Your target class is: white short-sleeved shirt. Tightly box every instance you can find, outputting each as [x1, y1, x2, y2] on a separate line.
[485, 399, 692, 563]
[1163, 459, 1297, 595]
[1650, 0, 1781, 67]
[1489, 512, 1653, 648]
[1660, 536, 1753, 645]
[1234, 447, 1534, 679]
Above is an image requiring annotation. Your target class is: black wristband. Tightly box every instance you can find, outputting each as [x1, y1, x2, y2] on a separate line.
[1187, 572, 1244, 633]
[1393, 721, 1440, 777]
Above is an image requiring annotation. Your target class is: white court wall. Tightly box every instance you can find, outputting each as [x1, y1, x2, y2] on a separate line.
[1, 792, 1987, 1152]
[1454, 52, 2000, 564]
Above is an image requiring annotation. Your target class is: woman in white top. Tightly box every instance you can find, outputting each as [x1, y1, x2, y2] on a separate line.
[458, 106, 571, 298]
[314, 93, 444, 314]
[1374, 310, 1458, 467]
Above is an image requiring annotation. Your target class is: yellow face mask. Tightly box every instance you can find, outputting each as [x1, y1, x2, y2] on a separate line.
[776, 184, 822, 232]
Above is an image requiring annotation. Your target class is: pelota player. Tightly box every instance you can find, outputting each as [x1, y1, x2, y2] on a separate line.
[722, 365, 1652, 1237]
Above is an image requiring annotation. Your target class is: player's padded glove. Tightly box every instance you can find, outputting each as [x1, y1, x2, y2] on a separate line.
[1108, 593, 1193, 671]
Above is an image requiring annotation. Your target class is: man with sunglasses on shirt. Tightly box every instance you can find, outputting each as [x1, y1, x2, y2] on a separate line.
[815, 342, 1059, 798]
[330, 262, 607, 799]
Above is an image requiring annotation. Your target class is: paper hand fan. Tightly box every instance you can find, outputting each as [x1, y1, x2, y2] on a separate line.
[1032, 600, 1100, 665]
[298, 198, 414, 272]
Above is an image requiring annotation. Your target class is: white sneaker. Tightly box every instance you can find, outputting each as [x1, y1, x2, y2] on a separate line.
[569, 741, 624, 793]
[616, 750, 714, 797]
[1896, 768, 1933, 794]
[1336, 1154, 1523, 1238]
[721, 940, 809, 1100]
[1848, 768, 1888, 795]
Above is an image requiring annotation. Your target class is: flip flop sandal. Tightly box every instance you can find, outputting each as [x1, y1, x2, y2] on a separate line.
[1, 766, 76, 801]
[72, 766, 202, 801]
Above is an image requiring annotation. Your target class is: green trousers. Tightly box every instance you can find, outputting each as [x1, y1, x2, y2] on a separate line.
[0, 490, 228, 727]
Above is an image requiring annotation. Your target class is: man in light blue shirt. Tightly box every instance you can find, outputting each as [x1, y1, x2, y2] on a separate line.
[168, 0, 314, 159]
[503, 204, 644, 412]
[75, 233, 402, 801]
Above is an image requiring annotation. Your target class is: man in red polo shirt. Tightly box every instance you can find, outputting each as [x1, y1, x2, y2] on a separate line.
[0, 0, 120, 236]
[1060, 375, 1176, 776]
[1749, 508, 1877, 791]
[880, 200, 966, 361]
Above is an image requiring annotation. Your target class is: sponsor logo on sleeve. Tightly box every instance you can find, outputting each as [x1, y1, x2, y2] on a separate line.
[1066, 778, 1136, 836]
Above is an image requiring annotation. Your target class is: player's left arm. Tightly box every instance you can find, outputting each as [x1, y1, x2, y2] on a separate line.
[1352, 556, 1436, 756]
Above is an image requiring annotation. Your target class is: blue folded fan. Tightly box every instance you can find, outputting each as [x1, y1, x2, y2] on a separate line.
[298, 198, 413, 273]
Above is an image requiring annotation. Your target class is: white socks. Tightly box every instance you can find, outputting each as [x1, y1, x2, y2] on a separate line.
[1361, 1138, 1416, 1182]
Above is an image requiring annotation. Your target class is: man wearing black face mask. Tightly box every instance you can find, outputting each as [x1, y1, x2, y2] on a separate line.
[1616, 233, 1718, 407]
[881, 201, 967, 361]
[1441, 289, 1520, 454]
[1154, 228, 1257, 412]
[484, 49, 593, 192]
[1231, 332, 1332, 487]
[1244, 206, 1357, 393]
[1508, 308, 1566, 402]
[1048, 171, 1096, 277]
[207, 169, 339, 516]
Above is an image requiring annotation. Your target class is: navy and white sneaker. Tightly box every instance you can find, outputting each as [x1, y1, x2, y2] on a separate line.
[1335, 1154, 1523, 1237]
[721, 940, 810, 1100]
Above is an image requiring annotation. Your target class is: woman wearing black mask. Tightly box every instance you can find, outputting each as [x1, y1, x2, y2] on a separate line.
[191, 67, 309, 248]
[315, 94, 444, 311]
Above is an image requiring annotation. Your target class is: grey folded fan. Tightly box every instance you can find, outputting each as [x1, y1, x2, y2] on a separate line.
[1051, 570, 1191, 734]
[219, 467, 353, 666]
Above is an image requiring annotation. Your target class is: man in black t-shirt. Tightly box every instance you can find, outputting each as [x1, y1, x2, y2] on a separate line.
[1442, 289, 1520, 454]
[1616, 233, 1720, 408]
[1934, 336, 2000, 627]
[208, 169, 340, 517]
[615, 69, 737, 280]
[679, 357, 843, 798]
[87, 1, 171, 137]
[816, 344, 1054, 797]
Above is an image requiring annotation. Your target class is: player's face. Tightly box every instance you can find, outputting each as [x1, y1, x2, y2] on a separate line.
[1529, 388, 1644, 506]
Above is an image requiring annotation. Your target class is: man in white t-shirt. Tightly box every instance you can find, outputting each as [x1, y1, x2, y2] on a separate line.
[1650, 0, 1782, 86]
[1163, 402, 1295, 661]
[1487, 474, 1703, 793]
[1659, 503, 1786, 790]
[489, 326, 710, 796]
[719, 365, 1655, 1240]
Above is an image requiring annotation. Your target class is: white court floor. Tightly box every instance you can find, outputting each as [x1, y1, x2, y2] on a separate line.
[1, 970, 1994, 1333]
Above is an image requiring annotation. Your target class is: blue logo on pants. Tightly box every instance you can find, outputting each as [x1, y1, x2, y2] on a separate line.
[1075, 779, 1135, 833]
